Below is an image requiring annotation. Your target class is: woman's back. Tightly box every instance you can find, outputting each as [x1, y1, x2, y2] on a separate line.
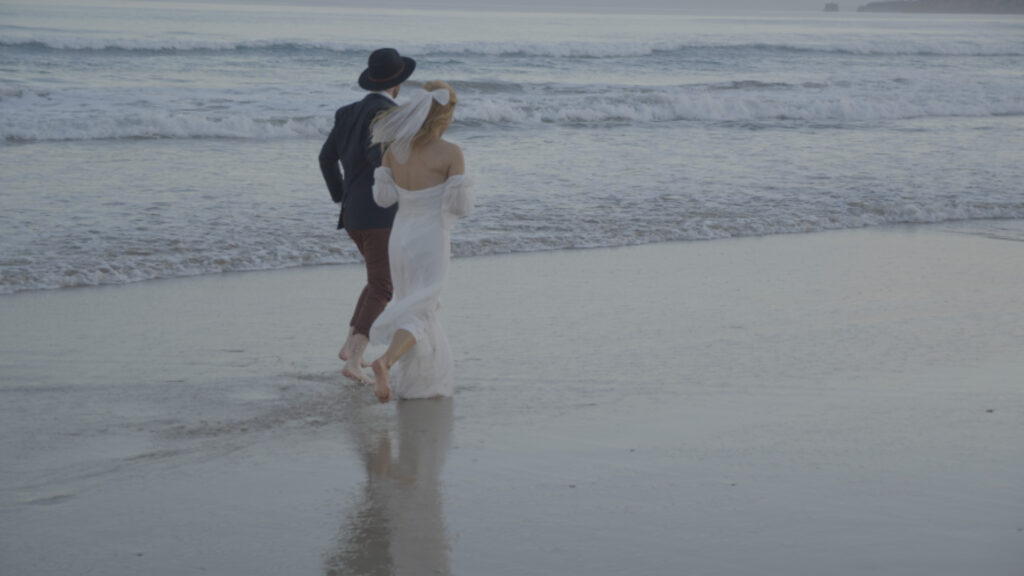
[384, 138, 464, 191]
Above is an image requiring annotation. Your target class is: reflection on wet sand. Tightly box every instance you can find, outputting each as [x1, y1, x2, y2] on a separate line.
[326, 396, 454, 576]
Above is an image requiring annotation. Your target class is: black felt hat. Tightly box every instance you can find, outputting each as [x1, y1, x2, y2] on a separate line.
[358, 48, 416, 91]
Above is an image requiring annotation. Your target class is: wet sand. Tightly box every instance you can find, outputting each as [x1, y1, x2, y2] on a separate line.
[1, 223, 1022, 575]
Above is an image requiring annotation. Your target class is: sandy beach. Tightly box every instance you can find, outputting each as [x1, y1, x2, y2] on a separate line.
[1, 222, 1022, 575]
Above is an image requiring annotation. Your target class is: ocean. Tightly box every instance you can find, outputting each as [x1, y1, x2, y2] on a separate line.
[2, 0, 1023, 294]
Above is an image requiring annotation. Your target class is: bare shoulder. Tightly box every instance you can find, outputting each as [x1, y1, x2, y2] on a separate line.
[440, 139, 465, 175]
[438, 138, 463, 156]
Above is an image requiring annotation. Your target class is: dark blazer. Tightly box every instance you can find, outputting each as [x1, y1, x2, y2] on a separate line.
[319, 93, 398, 231]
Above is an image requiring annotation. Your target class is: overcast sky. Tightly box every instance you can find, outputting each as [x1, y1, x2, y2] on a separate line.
[472, 0, 828, 10]
[249, 0, 836, 13]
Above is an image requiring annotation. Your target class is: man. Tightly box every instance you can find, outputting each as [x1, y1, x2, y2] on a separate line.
[319, 48, 415, 384]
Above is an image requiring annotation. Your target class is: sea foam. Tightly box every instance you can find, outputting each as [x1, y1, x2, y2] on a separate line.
[3, 81, 1022, 144]
[3, 37, 1022, 57]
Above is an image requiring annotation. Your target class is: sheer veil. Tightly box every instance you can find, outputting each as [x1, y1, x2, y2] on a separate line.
[371, 88, 451, 164]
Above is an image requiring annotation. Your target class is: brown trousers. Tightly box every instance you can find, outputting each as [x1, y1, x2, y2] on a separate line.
[347, 228, 393, 337]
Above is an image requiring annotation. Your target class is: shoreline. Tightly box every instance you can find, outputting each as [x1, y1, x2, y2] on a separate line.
[2, 218, 1022, 297]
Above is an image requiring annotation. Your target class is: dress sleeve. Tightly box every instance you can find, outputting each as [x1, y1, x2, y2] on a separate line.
[372, 167, 398, 208]
[442, 175, 474, 217]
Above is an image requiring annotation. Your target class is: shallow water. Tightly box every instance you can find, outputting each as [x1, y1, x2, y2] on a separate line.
[1, 225, 1022, 575]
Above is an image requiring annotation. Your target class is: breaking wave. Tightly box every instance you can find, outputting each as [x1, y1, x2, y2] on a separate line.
[3, 81, 1022, 143]
[3, 36, 1022, 58]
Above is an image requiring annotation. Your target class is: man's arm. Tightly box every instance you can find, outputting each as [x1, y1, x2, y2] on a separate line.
[319, 117, 345, 204]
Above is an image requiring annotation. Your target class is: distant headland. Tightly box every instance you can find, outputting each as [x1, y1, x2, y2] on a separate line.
[857, 0, 1024, 12]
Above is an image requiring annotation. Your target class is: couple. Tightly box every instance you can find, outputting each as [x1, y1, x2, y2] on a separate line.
[319, 48, 473, 403]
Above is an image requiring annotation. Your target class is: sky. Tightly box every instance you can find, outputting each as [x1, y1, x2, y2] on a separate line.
[203, 0, 835, 13]
[424, 0, 825, 10]
[366, 0, 826, 9]
[485, 0, 826, 9]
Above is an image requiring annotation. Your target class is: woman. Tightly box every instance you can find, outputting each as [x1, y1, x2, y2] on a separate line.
[367, 81, 473, 403]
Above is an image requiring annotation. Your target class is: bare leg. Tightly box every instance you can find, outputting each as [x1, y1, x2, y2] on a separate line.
[342, 333, 373, 386]
[338, 326, 356, 361]
[370, 329, 416, 403]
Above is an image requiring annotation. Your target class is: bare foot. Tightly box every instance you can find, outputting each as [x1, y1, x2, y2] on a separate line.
[340, 333, 370, 383]
[342, 360, 373, 386]
[371, 358, 391, 403]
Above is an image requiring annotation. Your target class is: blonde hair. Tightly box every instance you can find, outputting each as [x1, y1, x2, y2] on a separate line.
[412, 80, 457, 147]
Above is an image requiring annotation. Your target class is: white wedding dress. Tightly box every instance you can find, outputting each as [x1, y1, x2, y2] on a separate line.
[368, 166, 473, 399]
